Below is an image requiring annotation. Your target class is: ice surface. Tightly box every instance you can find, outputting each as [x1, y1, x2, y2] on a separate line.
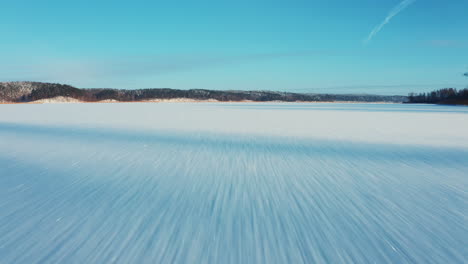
[0, 103, 467, 263]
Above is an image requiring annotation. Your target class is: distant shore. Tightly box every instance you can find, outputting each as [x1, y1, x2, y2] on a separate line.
[0, 96, 402, 105]
[0, 81, 408, 104]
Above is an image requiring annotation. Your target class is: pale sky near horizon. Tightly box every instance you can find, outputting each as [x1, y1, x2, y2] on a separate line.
[1, 0, 467, 95]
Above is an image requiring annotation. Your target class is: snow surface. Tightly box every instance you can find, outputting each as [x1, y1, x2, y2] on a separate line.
[0, 103, 467, 263]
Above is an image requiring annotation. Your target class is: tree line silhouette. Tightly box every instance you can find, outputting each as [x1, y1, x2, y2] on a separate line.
[407, 73, 468, 105]
[408, 88, 468, 105]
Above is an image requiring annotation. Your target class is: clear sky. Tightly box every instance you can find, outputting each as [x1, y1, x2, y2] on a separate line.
[1, 0, 467, 95]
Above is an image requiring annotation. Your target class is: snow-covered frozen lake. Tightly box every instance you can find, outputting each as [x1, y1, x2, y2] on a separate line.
[0, 103, 467, 263]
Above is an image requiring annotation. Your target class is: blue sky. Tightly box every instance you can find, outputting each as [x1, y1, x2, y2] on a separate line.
[1, 0, 467, 95]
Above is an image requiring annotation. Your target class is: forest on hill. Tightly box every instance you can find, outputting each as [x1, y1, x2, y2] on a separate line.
[0, 82, 407, 103]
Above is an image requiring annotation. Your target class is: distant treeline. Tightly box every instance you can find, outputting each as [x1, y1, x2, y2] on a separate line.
[408, 88, 468, 105]
[0, 82, 407, 103]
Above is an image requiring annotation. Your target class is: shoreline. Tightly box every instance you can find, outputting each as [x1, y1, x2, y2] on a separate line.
[0, 96, 402, 105]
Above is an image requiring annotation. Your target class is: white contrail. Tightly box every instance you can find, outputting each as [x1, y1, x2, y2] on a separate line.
[364, 0, 417, 44]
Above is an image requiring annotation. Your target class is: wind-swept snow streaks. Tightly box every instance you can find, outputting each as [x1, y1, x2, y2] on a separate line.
[0, 103, 467, 263]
